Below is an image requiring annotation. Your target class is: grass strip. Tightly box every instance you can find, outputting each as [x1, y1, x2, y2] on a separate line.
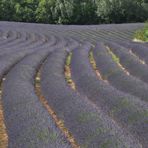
[106, 47, 130, 76]
[65, 52, 76, 90]
[134, 22, 148, 42]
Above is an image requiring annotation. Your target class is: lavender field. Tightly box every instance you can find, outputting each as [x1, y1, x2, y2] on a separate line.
[0, 22, 147, 148]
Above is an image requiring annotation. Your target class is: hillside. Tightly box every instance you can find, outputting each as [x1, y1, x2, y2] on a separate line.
[0, 22, 147, 148]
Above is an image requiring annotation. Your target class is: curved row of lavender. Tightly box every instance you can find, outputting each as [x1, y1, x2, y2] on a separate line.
[0, 21, 147, 148]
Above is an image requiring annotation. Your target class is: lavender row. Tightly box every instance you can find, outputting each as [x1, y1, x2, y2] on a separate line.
[40, 49, 137, 148]
[107, 42, 148, 85]
[2, 49, 71, 148]
[93, 42, 148, 102]
[71, 44, 148, 147]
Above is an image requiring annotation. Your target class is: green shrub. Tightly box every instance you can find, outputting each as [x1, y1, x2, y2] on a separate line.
[134, 22, 148, 42]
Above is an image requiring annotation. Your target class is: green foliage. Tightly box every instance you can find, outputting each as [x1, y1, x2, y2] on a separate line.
[0, 0, 148, 24]
[66, 52, 72, 66]
[96, 0, 148, 23]
[35, 0, 56, 23]
[0, 0, 15, 21]
[107, 48, 120, 63]
[77, 112, 99, 123]
[134, 22, 148, 41]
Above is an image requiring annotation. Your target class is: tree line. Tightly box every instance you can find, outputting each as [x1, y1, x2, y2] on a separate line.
[0, 0, 148, 24]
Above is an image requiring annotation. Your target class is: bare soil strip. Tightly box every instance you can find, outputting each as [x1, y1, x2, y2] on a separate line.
[35, 68, 79, 148]
[129, 49, 146, 65]
[0, 79, 8, 148]
[89, 49, 108, 83]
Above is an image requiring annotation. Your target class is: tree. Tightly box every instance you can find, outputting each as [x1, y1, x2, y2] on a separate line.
[96, 0, 148, 23]
[53, 0, 74, 24]
[0, 0, 148, 24]
[0, 0, 15, 21]
[35, 0, 55, 23]
[70, 0, 97, 24]
[13, 0, 39, 22]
